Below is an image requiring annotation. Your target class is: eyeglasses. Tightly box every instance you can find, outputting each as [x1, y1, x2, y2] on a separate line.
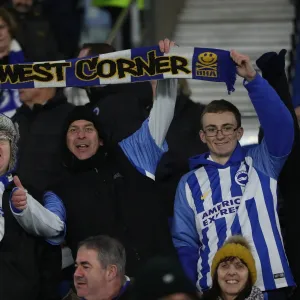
[203, 125, 238, 137]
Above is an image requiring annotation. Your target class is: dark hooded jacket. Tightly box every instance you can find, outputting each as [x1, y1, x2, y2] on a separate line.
[49, 106, 174, 277]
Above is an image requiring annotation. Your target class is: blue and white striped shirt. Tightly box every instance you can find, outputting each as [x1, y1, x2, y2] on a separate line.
[172, 74, 295, 292]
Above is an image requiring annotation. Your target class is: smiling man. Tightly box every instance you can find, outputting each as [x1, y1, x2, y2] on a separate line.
[172, 50, 295, 300]
[199, 100, 243, 165]
[66, 119, 104, 161]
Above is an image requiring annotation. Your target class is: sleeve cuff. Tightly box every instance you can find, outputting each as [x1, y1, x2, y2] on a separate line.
[45, 224, 67, 246]
[243, 72, 261, 88]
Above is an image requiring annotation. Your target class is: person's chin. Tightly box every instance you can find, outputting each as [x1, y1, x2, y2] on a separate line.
[73, 150, 93, 160]
[78, 154, 91, 160]
[76, 286, 88, 297]
[77, 291, 88, 298]
[213, 144, 233, 155]
[223, 286, 243, 296]
[214, 148, 232, 157]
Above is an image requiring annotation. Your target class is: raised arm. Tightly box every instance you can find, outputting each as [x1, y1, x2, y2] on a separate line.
[172, 174, 201, 285]
[230, 50, 294, 178]
[148, 78, 178, 148]
[246, 75, 293, 157]
[256, 50, 300, 164]
[119, 39, 178, 179]
[232, 50, 293, 156]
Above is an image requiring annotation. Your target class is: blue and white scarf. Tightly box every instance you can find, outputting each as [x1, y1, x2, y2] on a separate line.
[0, 46, 237, 94]
[0, 39, 24, 117]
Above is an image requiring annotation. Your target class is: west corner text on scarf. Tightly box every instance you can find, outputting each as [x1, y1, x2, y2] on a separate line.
[0, 45, 237, 94]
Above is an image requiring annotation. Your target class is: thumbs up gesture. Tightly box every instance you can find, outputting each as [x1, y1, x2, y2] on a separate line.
[11, 176, 27, 211]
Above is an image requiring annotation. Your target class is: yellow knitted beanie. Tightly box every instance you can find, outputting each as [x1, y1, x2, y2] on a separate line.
[211, 235, 257, 284]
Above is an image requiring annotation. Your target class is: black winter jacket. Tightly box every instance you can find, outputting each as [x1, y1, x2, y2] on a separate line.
[50, 144, 174, 277]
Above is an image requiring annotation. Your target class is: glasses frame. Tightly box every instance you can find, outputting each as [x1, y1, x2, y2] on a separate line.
[202, 126, 239, 137]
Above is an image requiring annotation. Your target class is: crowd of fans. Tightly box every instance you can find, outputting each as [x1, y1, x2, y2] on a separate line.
[0, 1, 299, 300]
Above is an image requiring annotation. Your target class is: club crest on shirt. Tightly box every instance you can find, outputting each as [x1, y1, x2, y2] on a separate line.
[235, 170, 248, 186]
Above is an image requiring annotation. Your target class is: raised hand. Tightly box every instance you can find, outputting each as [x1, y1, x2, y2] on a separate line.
[158, 38, 176, 54]
[230, 50, 256, 82]
[11, 176, 27, 211]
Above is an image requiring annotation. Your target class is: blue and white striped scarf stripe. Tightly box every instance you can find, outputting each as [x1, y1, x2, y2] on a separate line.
[0, 46, 237, 93]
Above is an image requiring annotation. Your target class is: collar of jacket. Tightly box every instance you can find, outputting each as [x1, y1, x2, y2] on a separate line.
[62, 144, 110, 173]
[189, 142, 246, 170]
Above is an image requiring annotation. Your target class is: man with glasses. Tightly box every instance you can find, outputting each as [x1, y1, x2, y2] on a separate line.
[172, 50, 295, 299]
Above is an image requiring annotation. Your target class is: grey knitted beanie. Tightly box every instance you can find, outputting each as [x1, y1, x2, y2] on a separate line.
[0, 114, 19, 172]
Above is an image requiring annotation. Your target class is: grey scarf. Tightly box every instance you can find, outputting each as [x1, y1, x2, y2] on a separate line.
[217, 286, 264, 300]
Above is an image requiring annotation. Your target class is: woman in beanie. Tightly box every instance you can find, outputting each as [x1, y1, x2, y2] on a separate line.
[201, 236, 263, 300]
